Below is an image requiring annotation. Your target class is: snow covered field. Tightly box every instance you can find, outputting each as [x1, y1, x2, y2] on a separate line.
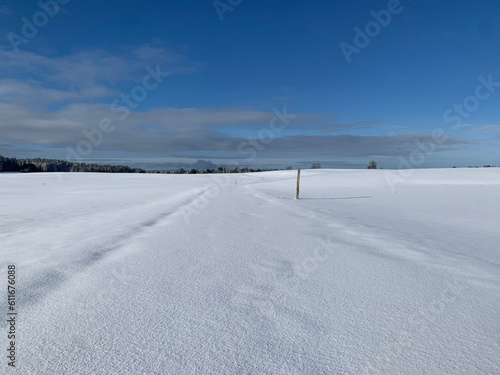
[1, 168, 499, 374]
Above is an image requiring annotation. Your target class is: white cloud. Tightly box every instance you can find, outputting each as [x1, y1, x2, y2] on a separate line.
[473, 125, 500, 134]
[0, 98, 472, 158]
[0, 44, 476, 162]
[0, 45, 200, 104]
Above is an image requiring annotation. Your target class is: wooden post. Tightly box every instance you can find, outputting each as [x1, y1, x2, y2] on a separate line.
[296, 168, 301, 199]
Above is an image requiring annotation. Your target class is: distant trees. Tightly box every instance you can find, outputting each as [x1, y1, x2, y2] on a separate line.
[21, 163, 38, 173]
[367, 161, 377, 169]
[0, 154, 328, 174]
[0, 155, 145, 173]
[285, 166, 292, 170]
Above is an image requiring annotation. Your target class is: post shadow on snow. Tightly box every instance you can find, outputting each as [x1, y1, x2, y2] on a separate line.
[299, 196, 372, 200]
[277, 196, 372, 200]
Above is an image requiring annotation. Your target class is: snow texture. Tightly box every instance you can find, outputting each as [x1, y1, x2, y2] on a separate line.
[1, 169, 499, 374]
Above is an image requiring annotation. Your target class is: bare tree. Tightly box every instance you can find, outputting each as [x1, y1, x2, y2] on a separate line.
[311, 163, 321, 169]
[367, 161, 377, 169]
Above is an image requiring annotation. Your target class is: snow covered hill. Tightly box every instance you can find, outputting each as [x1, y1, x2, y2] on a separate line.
[1, 169, 499, 374]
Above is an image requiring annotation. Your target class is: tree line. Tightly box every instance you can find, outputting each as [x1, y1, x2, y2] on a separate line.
[0, 155, 145, 173]
[0, 155, 283, 174]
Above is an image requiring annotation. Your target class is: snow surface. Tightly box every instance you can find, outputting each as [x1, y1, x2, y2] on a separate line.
[1, 168, 499, 374]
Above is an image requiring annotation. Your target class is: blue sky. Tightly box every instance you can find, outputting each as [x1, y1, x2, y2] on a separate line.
[0, 0, 499, 169]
